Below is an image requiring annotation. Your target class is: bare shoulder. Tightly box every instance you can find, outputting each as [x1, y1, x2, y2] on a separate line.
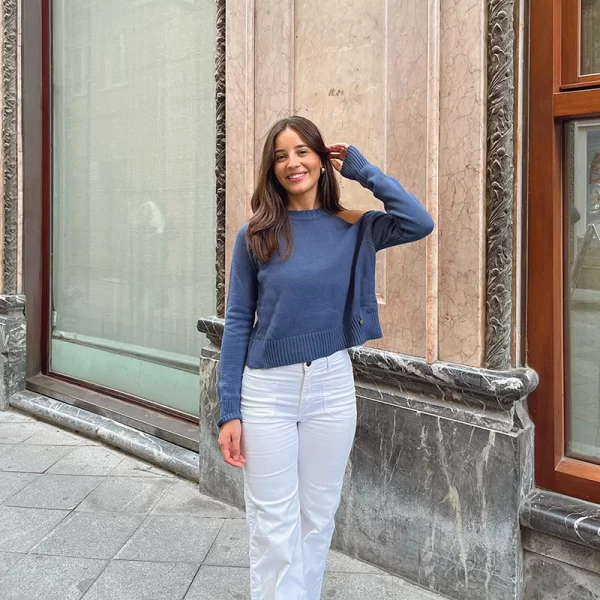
[334, 209, 369, 225]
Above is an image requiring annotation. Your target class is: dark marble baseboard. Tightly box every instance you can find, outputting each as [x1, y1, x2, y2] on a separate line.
[10, 390, 199, 481]
[520, 489, 600, 551]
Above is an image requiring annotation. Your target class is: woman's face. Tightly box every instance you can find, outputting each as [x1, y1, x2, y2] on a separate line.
[273, 128, 322, 200]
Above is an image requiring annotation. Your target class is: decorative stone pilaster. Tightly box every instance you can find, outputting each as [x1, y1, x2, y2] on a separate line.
[0, 294, 25, 410]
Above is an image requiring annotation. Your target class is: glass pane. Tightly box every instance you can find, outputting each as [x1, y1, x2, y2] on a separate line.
[581, 0, 600, 75]
[565, 120, 600, 463]
[51, 0, 216, 416]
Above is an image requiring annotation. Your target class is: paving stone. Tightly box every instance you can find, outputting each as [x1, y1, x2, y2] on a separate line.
[151, 480, 244, 518]
[47, 446, 125, 476]
[0, 444, 74, 473]
[321, 572, 394, 599]
[109, 456, 174, 478]
[204, 519, 249, 567]
[326, 549, 387, 574]
[22, 426, 87, 446]
[0, 410, 36, 423]
[0, 471, 38, 503]
[31, 511, 145, 559]
[116, 515, 223, 564]
[82, 560, 198, 600]
[0, 422, 41, 444]
[185, 566, 249, 600]
[392, 576, 446, 599]
[76, 477, 172, 514]
[0, 551, 26, 577]
[0, 554, 107, 600]
[0, 443, 14, 458]
[5, 474, 104, 510]
[0, 506, 68, 552]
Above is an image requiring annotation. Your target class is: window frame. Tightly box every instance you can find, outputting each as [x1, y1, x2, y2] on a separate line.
[529, 0, 600, 503]
[561, 0, 600, 89]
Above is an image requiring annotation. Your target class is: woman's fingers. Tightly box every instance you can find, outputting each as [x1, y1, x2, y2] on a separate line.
[218, 422, 246, 468]
[330, 158, 343, 172]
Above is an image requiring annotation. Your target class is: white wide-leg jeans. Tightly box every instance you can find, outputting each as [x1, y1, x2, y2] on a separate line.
[241, 349, 357, 600]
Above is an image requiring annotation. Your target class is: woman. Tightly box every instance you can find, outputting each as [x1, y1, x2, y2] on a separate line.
[217, 116, 433, 600]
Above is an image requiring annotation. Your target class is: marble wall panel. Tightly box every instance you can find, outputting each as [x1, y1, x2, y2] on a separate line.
[438, 0, 486, 365]
[333, 385, 533, 600]
[197, 347, 245, 509]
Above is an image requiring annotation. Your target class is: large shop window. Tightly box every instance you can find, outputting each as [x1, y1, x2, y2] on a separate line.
[529, 0, 600, 502]
[49, 0, 216, 416]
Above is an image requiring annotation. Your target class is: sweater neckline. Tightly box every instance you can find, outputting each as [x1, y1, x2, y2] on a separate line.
[287, 207, 328, 222]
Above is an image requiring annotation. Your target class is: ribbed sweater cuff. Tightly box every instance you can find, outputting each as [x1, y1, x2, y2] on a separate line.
[340, 145, 370, 182]
[217, 408, 242, 428]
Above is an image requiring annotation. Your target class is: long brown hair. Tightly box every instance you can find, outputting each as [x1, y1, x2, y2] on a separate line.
[247, 116, 342, 263]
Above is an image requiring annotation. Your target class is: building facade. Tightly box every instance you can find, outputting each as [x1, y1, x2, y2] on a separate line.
[0, 1, 598, 598]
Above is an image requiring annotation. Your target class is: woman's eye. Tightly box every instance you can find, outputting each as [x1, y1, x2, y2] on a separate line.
[276, 155, 286, 161]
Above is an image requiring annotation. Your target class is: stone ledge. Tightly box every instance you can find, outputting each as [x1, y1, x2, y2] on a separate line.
[9, 390, 199, 481]
[520, 489, 600, 551]
[197, 316, 538, 408]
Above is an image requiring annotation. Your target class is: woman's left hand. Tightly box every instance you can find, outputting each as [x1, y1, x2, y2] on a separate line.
[327, 143, 349, 172]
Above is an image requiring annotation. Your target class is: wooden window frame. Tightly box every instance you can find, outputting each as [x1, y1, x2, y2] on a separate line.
[529, 0, 600, 503]
[561, 0, 600, 89]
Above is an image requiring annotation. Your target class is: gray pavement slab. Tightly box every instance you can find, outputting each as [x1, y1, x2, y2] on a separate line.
[31, 511, 145, 559]
[0, 443, 15, 458]
[204, 519, 249, 567]
[0, 444, 74, 473]
[109, 456, 175, 478]
[22, 426, 91, 446]
[151, 480, 244, 519]
[5, 474, 104, 510]
[0, 506, 69, 552]
[81, 560, 198, 600]
[326, 549, 387, 574]
[321, 572, 394, 599]
[0, 410, 36, 423]
[0, 422, 41, 444]
[0, 471, 39, 503]
[0, 551, 26, 577]
[76, 476, 172, 514]
[184, 565, 250, 600]
[0, 554, 107, 600]
[116, 515, 223, 564]
[47, 446, 126, 476]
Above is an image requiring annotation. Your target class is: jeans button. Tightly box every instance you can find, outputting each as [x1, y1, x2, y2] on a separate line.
[306, 361, 312, 367]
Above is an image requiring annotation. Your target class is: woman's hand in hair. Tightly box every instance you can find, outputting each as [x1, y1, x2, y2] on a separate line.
[327, 143, 349, 172]
[218, 419, 246, 468]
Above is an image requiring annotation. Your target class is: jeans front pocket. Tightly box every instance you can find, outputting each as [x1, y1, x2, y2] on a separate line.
[241, 366, 279, 421]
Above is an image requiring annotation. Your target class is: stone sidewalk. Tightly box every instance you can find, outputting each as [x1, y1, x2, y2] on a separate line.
[0, 409, 444, 600]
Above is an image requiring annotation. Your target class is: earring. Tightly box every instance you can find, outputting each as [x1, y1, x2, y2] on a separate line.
[320, 167, 325, 175]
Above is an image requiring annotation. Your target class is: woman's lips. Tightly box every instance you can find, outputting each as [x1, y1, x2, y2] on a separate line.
[287, 172, 307, 182]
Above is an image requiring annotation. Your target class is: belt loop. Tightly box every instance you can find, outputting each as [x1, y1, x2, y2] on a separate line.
[326, 354, 330, 371]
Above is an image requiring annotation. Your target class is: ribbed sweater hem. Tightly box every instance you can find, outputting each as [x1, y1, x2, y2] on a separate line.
[245, 310, 382, 369]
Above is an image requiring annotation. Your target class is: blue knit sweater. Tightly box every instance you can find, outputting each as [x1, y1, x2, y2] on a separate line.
[217, 146, 434, 426]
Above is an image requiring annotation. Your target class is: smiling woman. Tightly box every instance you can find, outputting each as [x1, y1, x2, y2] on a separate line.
[216, 115, 433, 599]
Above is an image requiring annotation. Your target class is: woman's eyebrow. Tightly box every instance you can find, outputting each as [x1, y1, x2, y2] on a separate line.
[274, 145, 308, 153]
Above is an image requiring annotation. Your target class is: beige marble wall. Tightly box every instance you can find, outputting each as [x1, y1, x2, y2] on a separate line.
[226, 0, 486, 366]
